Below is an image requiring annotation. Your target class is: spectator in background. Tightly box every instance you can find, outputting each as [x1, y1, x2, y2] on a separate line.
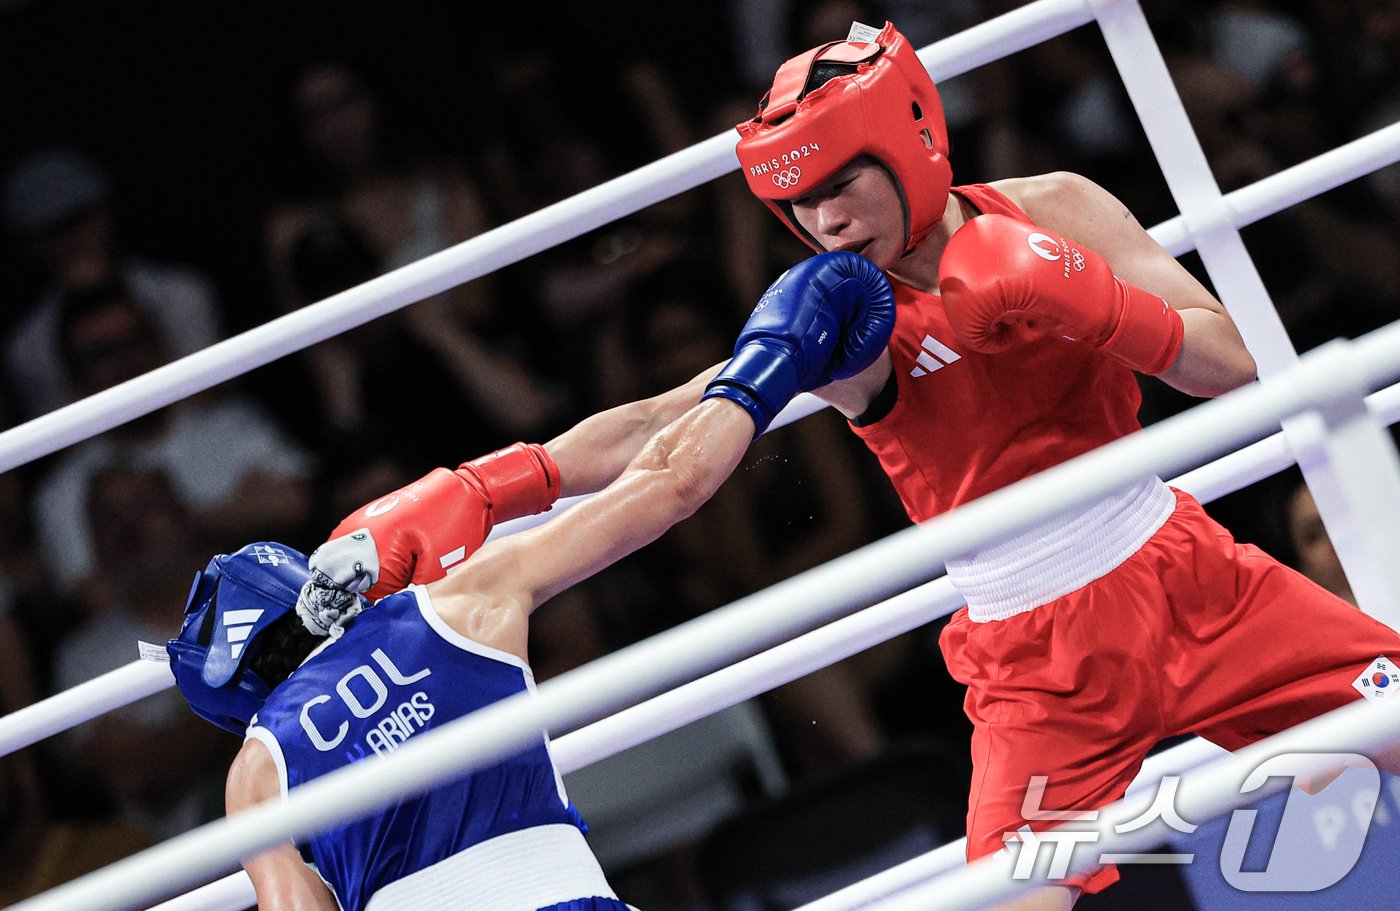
[1, 147, 221, 419]
[470, 18, 699, 223]
[1207, 0, 1313, 100]
[264, 57, 558, 451]
[0, 471, 65, 688]
[49, 465, 232, 840]
[1157, 11, 1400, 362]
[0, 579, 155, 903]
[284, 213, 557, 468]
[1280, 475, 1355, 607]
[32, 283, 313, 604]
[469, 29, 709, 412]
[1352, 0, 1400, 219]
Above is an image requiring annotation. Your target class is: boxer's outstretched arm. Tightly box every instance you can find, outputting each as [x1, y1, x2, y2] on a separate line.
[526, 398, 754, 605]
[429, 253, 893, 655]
[429, 399, 754, 656]
[544, 362, 723, 497]
[547, 249, 892, 492]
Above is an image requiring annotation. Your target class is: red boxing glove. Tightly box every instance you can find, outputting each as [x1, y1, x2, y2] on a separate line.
[313, 442, 561, 601]
[939, 214, 1184, 375]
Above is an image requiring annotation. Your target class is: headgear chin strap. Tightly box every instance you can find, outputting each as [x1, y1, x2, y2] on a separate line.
[166, 542, 316, 735]
[735, 21, 953, 254]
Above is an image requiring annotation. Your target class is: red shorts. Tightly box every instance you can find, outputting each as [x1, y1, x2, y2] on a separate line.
[939, 489, 1400, 893]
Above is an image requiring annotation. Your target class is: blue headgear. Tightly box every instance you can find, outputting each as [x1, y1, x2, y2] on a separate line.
[166, 542, 311, 735]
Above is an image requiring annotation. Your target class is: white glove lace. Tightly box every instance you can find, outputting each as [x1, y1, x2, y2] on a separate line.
[295, 570, 366, 639]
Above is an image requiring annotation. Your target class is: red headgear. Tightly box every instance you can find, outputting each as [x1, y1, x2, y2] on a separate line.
[735, 22, 952, 254]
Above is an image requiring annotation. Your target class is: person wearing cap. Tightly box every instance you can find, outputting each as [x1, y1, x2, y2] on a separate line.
[1, 147, 221, 418]
[305, 21, 1400, 909]
[166, 257, 895, 911]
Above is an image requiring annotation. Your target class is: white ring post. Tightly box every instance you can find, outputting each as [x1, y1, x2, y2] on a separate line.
[1092, 0, 1400, 627]
[1150, 122, 1400, 256]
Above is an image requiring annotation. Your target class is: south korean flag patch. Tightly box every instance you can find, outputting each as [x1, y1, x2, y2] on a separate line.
[1352, 656, 1400, 702]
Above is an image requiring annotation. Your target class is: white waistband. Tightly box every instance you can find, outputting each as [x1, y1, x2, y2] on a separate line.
[947, 476, 1176, 623]
[365, 824, 621, 911]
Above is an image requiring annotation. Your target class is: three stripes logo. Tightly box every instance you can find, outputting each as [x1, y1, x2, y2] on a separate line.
[224, 608, 265, 661]
[910, 334, 962, 378]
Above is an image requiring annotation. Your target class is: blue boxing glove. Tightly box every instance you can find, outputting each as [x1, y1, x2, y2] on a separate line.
[704, 251, 894, 435]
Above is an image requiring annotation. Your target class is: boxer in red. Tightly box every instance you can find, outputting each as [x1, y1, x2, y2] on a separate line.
[304, 22, 1400, 910]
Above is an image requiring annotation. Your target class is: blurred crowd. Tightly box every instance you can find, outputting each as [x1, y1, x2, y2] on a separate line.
[0, 0, 1396, 907]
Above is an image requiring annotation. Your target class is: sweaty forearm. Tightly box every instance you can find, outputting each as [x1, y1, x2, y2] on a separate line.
[1155, 307, 1257, 398]
[544, 363, 720, 496]
[526, 399, 755, 606]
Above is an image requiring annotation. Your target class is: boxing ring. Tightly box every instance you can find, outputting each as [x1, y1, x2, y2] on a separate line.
[6, 0, 1400, 908]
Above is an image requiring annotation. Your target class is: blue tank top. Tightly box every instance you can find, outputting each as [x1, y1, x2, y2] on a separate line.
[248, 586, 585, 911]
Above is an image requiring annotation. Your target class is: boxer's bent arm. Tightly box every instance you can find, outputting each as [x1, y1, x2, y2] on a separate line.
[226, 740, 339, 911]
[1007, 171, 1257, 397]
[545, 362, 723, 496]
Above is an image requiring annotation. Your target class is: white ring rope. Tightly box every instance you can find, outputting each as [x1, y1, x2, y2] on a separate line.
[0, 0, 1392, 480]
[793, 736, 1231, 911]
[15, 365, 1400, 759]
[0, 127, 736, 476]
[12, 327, 1400, 911]
[5, 372, 1400, 762]
[2, 369, 1400, 761]
[10, 231, 1400, 762]
[0, 0, 1081, 478]
[868, 696, 1400, 911]
[1150, 121, 1400, 258]
[0, 658, 173, 755]
[1093, 0, 1400, 625]
[0, 375, 1344, 910]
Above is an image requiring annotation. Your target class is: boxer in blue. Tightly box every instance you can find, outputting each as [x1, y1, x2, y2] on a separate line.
[166, 253, 893, 911]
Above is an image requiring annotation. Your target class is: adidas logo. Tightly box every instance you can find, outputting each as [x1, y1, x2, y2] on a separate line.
[910, 334, 961, 377]
[225, 609, 264, 661]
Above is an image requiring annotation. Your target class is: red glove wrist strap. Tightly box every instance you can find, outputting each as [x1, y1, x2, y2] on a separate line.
[1102, 278, 1185, 375]
[457, 442, 562, 522]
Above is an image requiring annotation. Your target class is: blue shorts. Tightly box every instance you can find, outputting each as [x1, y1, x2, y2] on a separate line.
[538, 900, 635, 911]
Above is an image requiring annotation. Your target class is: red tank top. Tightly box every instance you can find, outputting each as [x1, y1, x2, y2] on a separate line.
[849, 184, 1143, 524]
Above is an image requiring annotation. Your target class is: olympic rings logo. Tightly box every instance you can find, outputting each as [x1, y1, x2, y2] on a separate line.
[772, 167, 802, 189]
[1070, 249, 1086, 271]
